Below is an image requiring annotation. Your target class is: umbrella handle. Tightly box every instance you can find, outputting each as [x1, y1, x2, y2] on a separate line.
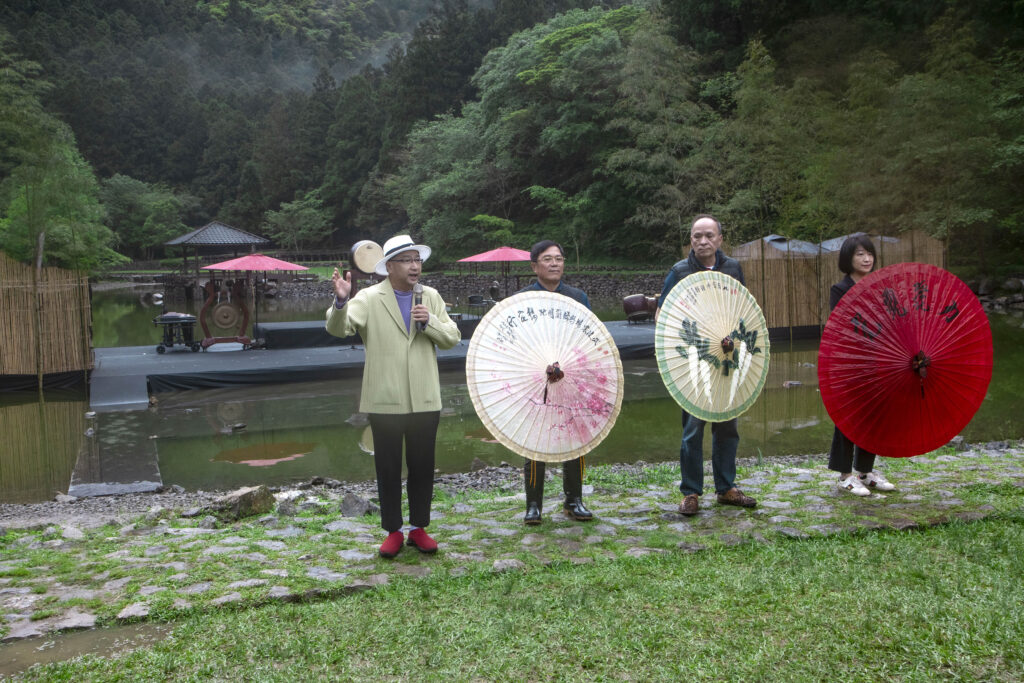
[911, 351, 930, 378]
[546, 362, 564, 383]
[912, 351, 930, 398]
[544, 362, 564, 404]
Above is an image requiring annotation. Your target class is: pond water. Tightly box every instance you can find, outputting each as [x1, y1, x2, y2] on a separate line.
[89, 285, 628, 348]
[3, 313, 1022, 504]
[0, 622, 171, 678]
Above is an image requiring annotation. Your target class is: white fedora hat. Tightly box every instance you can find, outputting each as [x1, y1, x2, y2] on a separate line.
[373, 234, 432, 276]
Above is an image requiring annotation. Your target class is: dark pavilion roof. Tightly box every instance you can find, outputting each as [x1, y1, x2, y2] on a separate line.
[165, 221, 269, 246]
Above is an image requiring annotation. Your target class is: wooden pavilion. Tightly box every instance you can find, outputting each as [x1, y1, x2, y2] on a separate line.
[165, 221, 269, 298]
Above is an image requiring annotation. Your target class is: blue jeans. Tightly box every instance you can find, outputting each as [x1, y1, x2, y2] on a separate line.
[679, 410, 739, 496]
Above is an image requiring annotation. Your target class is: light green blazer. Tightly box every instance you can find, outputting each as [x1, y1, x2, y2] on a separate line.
[325, 279, 461, 414]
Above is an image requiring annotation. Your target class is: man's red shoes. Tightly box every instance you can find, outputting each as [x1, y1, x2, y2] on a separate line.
[406, 528, 438, 554]
[379, 531, 404, 558]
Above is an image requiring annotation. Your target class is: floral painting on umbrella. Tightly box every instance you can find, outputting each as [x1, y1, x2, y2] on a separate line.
[465, 291, 624, 462]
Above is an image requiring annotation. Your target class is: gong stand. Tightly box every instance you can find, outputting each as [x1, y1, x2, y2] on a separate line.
[199, 276, 252, 350]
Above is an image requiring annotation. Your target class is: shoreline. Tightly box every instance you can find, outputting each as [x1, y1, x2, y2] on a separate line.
[2, 445, 1017, 530]
[2, 441, 1021, 648]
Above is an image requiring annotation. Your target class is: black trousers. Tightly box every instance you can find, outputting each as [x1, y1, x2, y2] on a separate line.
[369, 411, 440, 533]
[827, 426, 876, 474]
[524, 456, 585, 500]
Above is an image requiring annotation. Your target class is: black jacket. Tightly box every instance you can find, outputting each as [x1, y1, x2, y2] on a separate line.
[658, 249, 746, 307]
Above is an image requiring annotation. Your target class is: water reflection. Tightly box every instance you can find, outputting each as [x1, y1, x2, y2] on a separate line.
[211, 441, 316, 467]
[91, 350, 856, 492]
[3, 315, 1021, 504]
[0, 391, 86, 504]
[0, 622, 171, 678]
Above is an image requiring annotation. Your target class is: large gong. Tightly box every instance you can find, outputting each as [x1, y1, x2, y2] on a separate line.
[199, 278, 252, 349]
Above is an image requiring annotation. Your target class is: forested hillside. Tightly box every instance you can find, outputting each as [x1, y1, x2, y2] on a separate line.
[1, 0, 1021, 273]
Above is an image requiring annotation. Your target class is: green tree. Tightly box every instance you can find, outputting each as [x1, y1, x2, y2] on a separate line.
[388, 6, 647, 258]
[603, 12, 707, 258]
[384, 105, 495, 255]
[261, 190, 332, 251]
[0, 33, 123, 272]
[469, 214, 517, 248]
[100, 174, 190, 260]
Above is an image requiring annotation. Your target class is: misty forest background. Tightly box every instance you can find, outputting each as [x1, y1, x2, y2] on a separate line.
[1, 0, 1022, 275]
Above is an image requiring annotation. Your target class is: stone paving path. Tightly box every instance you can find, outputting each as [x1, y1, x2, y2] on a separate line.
[2, 444, 1022, 643]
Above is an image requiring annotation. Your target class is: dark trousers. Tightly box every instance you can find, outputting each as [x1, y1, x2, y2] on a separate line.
[827, 426, 876, 474]
[679, 410, 739, 496]
[524, 456, 585, 502]
[369, 411, 440, 533]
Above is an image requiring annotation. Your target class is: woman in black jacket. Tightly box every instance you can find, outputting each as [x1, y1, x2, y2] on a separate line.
[827, 235, 897, 496]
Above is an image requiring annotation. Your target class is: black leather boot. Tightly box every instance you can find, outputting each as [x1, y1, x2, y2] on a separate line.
[562, 456, 593, 521]
[524, 459, 545, 525]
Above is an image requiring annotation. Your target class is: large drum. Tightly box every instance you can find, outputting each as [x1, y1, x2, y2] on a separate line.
[350, 240, 384, 275]
[623, 294, 656, 322]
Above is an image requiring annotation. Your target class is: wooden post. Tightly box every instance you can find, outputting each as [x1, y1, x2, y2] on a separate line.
[34, 231, 46, 393]
[79, 272, 91, 387]
[759, 237, 766, 327]
[817, 233, 825, 334]
[786, 239, 794, 345]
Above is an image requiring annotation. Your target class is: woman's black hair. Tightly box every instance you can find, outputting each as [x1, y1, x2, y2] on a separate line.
[530, 240, 564, 262]
[837, 234, 877, 274]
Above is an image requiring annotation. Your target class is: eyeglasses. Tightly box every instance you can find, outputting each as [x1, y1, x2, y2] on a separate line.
[391, 258, 423, 265]
[537, 256, 565, 264]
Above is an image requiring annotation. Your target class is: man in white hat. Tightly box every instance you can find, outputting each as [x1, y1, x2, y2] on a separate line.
[327, 235, 461, 558]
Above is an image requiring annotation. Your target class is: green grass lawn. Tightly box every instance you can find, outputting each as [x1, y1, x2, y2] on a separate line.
[18, 512, 1024, 681]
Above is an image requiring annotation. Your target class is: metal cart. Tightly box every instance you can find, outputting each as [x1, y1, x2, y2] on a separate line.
[153, 312, 201, 353]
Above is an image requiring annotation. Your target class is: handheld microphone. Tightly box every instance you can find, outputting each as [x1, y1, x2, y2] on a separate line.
[413, 283, 425, 332]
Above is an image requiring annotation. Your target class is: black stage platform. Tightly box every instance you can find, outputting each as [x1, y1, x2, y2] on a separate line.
[252, 315, 483, 349]
[90, 320, 658, 413]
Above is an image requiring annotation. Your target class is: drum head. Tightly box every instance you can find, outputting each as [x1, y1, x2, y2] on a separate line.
[351, 240, 384, 275]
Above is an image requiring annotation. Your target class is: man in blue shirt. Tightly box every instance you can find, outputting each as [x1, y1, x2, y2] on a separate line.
[658, 216, 757, 516]
[516, 240, 593, 525]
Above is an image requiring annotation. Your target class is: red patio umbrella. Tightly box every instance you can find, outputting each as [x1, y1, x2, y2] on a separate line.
[818, 262, 992, 457]
[203, 253, 309, 272]
[457, 246, 532, 263]
[201, 254, 309, 347]
[457, 246, 531, 297]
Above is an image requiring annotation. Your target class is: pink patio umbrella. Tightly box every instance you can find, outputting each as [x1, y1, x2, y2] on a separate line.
[203, 253, 309, 272]
[457, 246, 531, 297]
[202, 254, 308, 346]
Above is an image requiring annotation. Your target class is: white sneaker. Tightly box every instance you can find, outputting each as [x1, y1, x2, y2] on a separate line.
[858, 471, 896, 491]
[838, 475, 870, 496]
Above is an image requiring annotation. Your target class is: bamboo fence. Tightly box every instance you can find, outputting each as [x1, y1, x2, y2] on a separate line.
[0, 251, 93, 383]
[733, 230, 945, 337]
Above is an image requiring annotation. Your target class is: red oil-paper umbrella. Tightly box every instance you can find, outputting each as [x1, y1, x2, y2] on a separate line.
[818, 262, 992, 457]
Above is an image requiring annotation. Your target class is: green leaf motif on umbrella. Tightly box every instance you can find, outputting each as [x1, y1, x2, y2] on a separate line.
[674, 319, 720, 369]
[655, 270, 770, 422]
[673, 317, 765, 411]
[673, 319, 719, 407]
[723, 319, 762, 377]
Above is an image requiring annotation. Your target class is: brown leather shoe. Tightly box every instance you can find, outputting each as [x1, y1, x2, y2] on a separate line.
[716, 487, 757, 508]
[678, 494, 699, 516]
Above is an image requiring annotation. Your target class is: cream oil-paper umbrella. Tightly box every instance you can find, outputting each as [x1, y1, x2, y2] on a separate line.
[465, 291, 624, 462]
[655, 271, 770, 422]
